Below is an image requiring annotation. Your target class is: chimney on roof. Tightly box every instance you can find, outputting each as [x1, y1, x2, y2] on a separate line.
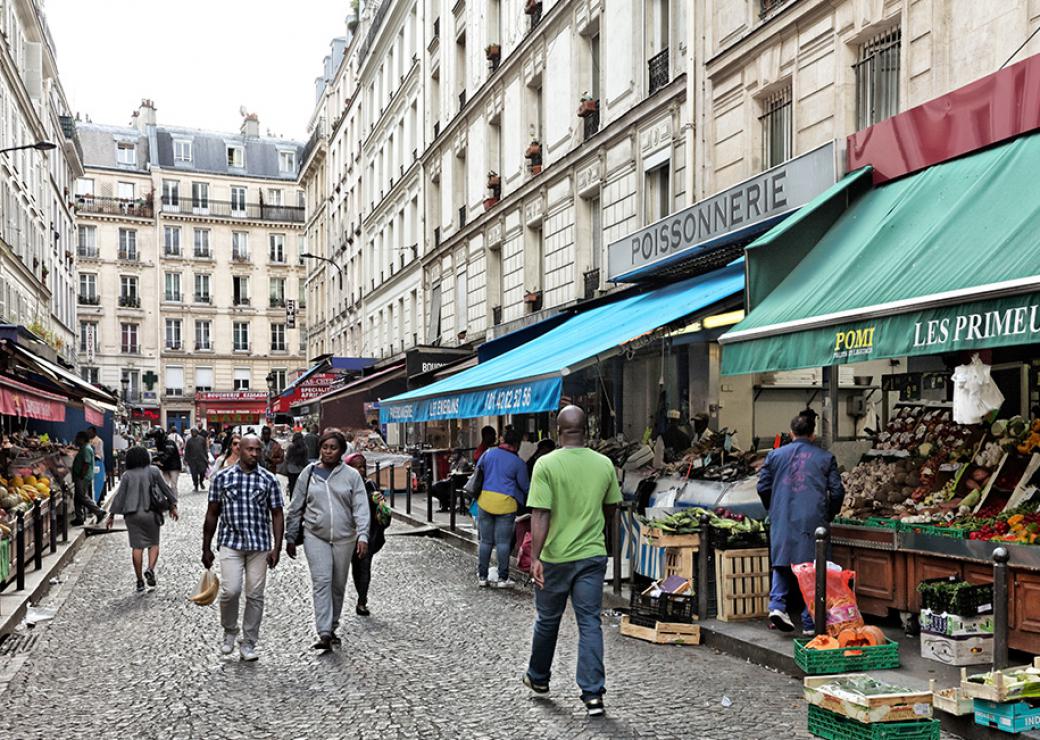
[134, 98, 156, 132]
[241, 111, 260, 139]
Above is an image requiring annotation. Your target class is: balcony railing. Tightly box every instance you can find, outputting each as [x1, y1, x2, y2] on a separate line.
[117, 249, 139, 262]
[77, 246, 99, 259]
[159, 195, 304, 223]
[163, 247, 182, 257]
[164, 292, 182, 302]
[121, 344, 140, 355]
[165, 388, 183, 397]
[194, 294, 211, 304]
[583, 104, 600, 140]
[583, 268, 600, 300]
[118, 295, 140, 308]
[269, 298, 286, 308]
[232, 252, 250, 263]
[233, 297, 251, 306]
[271, 344, 287, 353]
[233, 343, 251, 352]
[194, 248, 212, 259]
[78, 294, 100, 305]
[194, 341, 212, 351]
[75, 195, 154, 218]
[648, 48, 670, 95]
[165, 341, 183, 351]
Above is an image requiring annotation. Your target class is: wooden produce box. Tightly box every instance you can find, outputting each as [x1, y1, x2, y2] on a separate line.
[960, 658, 1040, 703]
[663, 547, 696, 581]
[619, 616, 700, 646]
[714, 547, 769, 622]
[803, 674, 933, 724]
[376, 463, 411, 490]
[931, 686, 974, 716]
[920, 632, 993, 666]
[640, 523, 700, 549]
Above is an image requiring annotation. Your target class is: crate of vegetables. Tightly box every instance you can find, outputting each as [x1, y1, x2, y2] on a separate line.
[916, 577, 993, 618]
[803, 674, 933, 724]
[960, 659, 1040, 703]
[807, 704, 940, 740]
[796, 630, 900, 675]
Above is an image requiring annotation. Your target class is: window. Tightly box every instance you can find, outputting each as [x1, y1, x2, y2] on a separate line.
[279, 151, 296, 173]
[855, 28, 901, 129]
[269, 276, 286, 307]
[194, 366, 214, 392]
[162, 180, 179, 209]
[118, 228, 137, 260]
[193, 228, 210, 257]
[191, 182, 209, 211]
[427, 283, 442, 343]
[233, 323, 250, 352]
[164, 272, 182, 302]
[165, 319, 182, 350]
[77, 225, 97, 257]
[74, 178, 94, 196]
[266, 188, 283, 206]
[173, 140, 192, 163]
[231, 186, 246, 214]
[194, 274, 211, 303]
[195, 320, 212, 350]
[117, 181, 135, 200]
[271, 323, 286, 351]
[760, 86, 792, 168]
[270, 369, 287, 392]
[644, 163, 670, 223]
[233, 276, 250, 306]
[164, 226, 181, 256]
[165, 366, 184, 396]
[233, 367, 251, 389]
[122, 369, 140, 400]
[79, 321, 98, 352]
[81, 367, 100, 385]
[119, 276, 139, 306]
[269, 234, 285, 263]
[232, 232, 248, 261]
[78, 273, 97, 302]
[454, 268, 468, 335]
[227, 145, 244, 168]
[116, 141, 136, 165]
[121, 323, 139, 353]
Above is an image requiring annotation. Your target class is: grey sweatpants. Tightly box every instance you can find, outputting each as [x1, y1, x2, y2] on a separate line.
[303, 530, 356, 636]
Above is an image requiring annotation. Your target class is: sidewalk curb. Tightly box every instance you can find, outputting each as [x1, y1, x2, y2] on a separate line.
[0, 528, 88, 639]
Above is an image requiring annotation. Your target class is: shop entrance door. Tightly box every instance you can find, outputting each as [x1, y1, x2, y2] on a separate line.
[167, 411, 191, 434]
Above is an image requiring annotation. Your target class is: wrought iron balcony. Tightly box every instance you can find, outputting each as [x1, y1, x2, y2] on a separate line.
[194, 341, 212, 351]
[159, 195, 304, 223]
[193, 248, 213, 259]
[118, 295, 140, 308]
[164, 292, 182, 303]
[117, 248, 139, 262]
[75, 195, 154, 218]
[233, 297, 251, 306]
[269, 298, 286, 308]
[232, 252, 250, 263]
[76, 245, 98, 259]
[78, 294, 100, 306]
[165, 341, 183, 351]
[194, 294, 211, 304]
[163, 246, 182, 257]
[583, 105, 600, 140]
[648, 48, 670, 95]
[121, 344, 140, 355]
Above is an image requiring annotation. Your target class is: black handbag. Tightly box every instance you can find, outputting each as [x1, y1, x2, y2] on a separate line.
[292, 467, 315, 546]
[148, 474, 174, 513]
[463, 465, 483, 497]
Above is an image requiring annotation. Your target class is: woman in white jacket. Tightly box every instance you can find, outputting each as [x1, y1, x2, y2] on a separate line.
[285, 430, 371, 650]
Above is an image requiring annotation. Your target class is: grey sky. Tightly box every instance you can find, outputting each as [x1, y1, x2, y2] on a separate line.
[46, 0, 348, 141]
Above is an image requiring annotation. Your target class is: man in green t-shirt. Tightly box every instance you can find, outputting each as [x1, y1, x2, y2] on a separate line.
[523, 405, 621, 717]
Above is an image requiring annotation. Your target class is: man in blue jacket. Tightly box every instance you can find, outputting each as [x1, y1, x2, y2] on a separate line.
[757, 414, 845, 634]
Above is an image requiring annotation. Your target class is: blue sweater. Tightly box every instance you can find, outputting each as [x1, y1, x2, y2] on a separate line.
[477, 446, 530, 507]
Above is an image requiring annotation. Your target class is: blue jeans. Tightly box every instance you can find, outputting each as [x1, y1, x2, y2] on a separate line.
[527, 555, 607, 699]
[769, 566, 814, 631]
[477, 510, 515, 581]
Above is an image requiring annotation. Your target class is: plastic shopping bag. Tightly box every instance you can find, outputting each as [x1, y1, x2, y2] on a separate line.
[792, 561, 864, 637]
[190, 568, 220, 606]
[951, 354, 1005, 424]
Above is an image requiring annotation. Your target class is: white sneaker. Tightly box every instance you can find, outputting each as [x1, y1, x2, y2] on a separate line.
[239, 641, 258, 661]
[495, 579, 516, 589]
[478, 579, 489, 588]
[769, 609, 795, 632]
[220, 633, 236, 656]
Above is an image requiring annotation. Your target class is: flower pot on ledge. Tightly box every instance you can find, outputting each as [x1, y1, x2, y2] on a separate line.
[483, 197, 499, 210]
[529, 164, 542, 175]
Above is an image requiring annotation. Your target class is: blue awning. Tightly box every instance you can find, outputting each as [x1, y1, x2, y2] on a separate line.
[380, 262, 745, 423]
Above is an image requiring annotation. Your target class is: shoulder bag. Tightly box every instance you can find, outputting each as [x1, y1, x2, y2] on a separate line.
[148, 470, 174, 515]
[463, 462, 484, 497]
[292, 465, 316, 546]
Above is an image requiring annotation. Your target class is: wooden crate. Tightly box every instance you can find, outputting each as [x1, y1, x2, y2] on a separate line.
[375, 463, 411, 490]
[714, 547, 770, 622]
[619, 615, 700, 645]
[930, 684, 973, 717]
[640, 523, 700, 549]
[803, 675, 933, 724]
[663, 547, 696, 581]
[960, 658, 1040, 703]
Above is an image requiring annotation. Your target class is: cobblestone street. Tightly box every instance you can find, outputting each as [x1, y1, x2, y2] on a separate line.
[0, 477, 908, 739]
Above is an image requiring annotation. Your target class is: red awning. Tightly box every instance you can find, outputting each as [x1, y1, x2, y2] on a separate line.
[0, 374, 67, 422]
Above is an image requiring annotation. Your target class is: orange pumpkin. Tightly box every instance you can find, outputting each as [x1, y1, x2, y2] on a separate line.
[836, 626, 885, 648]
[803, 634, 840, 650]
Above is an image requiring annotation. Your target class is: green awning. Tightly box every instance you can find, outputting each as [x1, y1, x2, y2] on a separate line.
[721, 131, 1040, 375]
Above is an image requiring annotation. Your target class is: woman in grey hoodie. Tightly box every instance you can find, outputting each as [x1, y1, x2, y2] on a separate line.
[285, 430, 371, 650]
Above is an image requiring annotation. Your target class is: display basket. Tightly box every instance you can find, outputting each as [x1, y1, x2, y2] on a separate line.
[794, 638, 901, 675]
[807, 704, 940, 740]
[897, 522, 969, 540]
[628, 589, 695, 626]
[917, 577, 993, 617]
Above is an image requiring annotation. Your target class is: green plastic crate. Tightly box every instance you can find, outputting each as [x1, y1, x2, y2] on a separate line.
[865, 517, 899, 529]
[808, 704, 940, 740]
[794, 637, 900, 675]
[0, 536, 8, 583]
[897, 521, 969, 539]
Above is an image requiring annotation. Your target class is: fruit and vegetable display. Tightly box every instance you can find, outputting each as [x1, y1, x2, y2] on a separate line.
[811, 674, 908, 698]
[966, 666, 1040, 700]
[0, 432, 73, 536]
[639, 507, 766, 538]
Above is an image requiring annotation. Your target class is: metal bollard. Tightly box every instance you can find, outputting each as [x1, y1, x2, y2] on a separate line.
[60, 486, 68, 543]
[612, 506, 622, 595]
[406, 467, 412, 515]
[993, 547, 1010, 670]
[374, 462, 381, 499]
[15, 511, 24, 591]
[449, 482, 457, 532]
[32, 499, 42, 571]
[698, 513, 711, 620]
[427, 475, 433, 523]
[814, 527, 830, 636]
[49, 496, 57, 553]
[389, 464, 396, 509]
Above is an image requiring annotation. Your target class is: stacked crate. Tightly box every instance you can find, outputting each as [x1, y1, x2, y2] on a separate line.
[804, 674, 939, 739]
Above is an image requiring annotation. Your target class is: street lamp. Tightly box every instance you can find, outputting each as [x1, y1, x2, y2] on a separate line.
[0, 141, 57, 154]
[300, 252, 344, 275]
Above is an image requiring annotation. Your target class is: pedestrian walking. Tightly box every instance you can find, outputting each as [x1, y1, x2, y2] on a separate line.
[105, 446, 178, 592]
[211, 434, 241, 478]
[474, 425, 497, 463]
[285, 432, 309, 500]
[285, 430, 370, 650]
[757, 414, 845, 634]
[202, 434, 284, 662]
[168, 424, 185, 456]
[343, 453, 390, 616]
[70, 431, 106, 526]
[260, 426, 284, 473]
[524, 405, 621, 717]
[304, 423, 320, 462]
[184, 428, 209, 492]
[474, 427, 529, 588]
[150, 428, 182, 491]
[86, 426, 106, 504]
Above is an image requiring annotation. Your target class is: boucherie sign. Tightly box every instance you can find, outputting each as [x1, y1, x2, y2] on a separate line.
[607, 143, 836, 282]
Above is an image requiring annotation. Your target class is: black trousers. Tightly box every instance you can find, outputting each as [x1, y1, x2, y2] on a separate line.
[351, 528, 385, 605]
[190, 469, 206, 490]
[73, 479, 103, 522]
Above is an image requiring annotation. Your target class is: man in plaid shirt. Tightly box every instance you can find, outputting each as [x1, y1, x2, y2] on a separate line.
[202, 434, 284, 661]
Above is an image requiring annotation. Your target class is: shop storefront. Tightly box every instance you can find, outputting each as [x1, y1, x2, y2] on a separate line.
[194, 391, 268, 432]
[319, 363, 407, 433]
[720, 55, 1040, 652]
